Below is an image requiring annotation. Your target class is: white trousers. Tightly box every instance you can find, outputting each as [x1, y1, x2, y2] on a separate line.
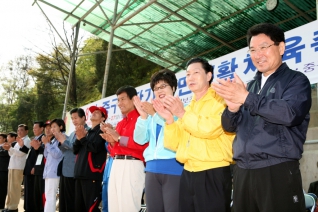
[44, 178, 59, 212]
[108, 159, 145, 212]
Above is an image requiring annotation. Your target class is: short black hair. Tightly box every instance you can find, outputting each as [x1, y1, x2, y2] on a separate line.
[70, 108, 86, 119]
[116, 85, 137, 99]
[150, 69, 178, 95]
[186, 58, 214, 84]
[246, 23, 285, 47]
[7, 132, 17, 138]
[50, 119, 66, 132]
[0, 133, 7, 139]
[34, 121, 45, 128]
[18, 124, 28, 131]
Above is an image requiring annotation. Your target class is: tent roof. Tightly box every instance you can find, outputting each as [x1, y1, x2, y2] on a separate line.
[36, 0, 317, 72]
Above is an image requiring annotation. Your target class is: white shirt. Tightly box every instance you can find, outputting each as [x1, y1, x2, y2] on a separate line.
[8, 135, 31, 170]
[258, 73, 272, 94]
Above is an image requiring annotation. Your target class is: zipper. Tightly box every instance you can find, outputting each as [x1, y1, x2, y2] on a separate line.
[244, 79, 261, 169]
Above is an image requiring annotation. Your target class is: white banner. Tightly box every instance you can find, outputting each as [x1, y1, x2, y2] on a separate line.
[65, 20, 318, 134]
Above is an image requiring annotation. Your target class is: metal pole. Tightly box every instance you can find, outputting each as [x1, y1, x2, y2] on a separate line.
[114, 0, 156, 30]
[37, 0, 183, 70]
[101, 0, 118, 98]
[62, 22, 80, 119]
[72, 0, 103, 29]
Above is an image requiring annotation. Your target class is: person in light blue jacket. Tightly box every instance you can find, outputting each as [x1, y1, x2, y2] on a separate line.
[42, 119, 65, 212]
[133, 69, 183, 212]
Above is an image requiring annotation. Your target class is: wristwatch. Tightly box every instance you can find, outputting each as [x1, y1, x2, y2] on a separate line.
[117, 136, 121, 142]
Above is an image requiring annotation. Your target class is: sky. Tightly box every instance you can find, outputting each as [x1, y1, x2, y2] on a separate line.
[0, 1, 89, 66]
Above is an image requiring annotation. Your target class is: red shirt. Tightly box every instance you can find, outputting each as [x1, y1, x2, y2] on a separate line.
[108, 109, 148, 161]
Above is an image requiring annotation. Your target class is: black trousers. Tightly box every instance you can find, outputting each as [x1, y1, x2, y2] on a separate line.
[33, 175, 45, 212]
[23, 175, 35, 212]
[59, 175, 76, 212]
[232, 161, 306, 212]
[0, 171, 8, 209]
[179, 166, 232, 212]
[74, 179, 102, 212]
[145, 172, 181, 212]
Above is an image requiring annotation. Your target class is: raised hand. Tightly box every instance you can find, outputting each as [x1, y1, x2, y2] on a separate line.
[162, 96, 185, 118]
[104, 127, 120, 141]
[2, 143, 11, 150]
[54, 132, 66, 144]
[16, 137, 24, 147]
[100, 122, 114, 133]
[152, 99, 174, 124]
[212, 73, 248, 112]
[133, 96, 148, 119]
[75, 125, 88, 140]
[30, 139, 41, 150]
[141, 101, 155, 116]
[41, 135, 50, 145]
[100, 133, 116, 143]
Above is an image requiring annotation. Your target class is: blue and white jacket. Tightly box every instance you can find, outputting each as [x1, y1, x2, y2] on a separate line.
[134, 113, 183, 175]
[43, 136, 64, 179]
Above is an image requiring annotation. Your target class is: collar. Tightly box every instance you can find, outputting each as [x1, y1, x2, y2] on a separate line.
[254, 62, 287, 81]
[191, 87, 216, 103]
[34, 133, 44, 140]
[122, 109, 139, 120]
[89, 123, 101, 132]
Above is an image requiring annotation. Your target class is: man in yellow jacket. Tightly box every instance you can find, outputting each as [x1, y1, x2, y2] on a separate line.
[153, 57, 235, 212]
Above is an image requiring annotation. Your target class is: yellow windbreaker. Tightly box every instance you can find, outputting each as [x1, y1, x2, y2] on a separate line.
[164, 88, 235, 172]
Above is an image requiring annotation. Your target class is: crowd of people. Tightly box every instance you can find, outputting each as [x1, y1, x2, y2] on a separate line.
[0, 22, 312, 212]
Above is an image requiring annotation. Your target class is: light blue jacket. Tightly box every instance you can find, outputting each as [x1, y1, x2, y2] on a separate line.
[43, 137, 64, 179]
[134, 113, 177, 162]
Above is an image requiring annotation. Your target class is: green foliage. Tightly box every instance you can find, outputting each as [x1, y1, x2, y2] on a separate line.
[34, 78, 61, 121]
[0, 103, 15, 132]
[11, 89, 37, 135]
[0, 36, 162, 133]
[76, 37, 161, 102]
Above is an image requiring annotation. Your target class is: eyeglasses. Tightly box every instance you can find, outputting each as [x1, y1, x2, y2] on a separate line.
[153, 84, 169, 91]
[247, 43, 276, 55]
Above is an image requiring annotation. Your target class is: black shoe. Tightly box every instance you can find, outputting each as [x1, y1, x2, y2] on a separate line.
[7, 209, 18, 212]
[1, 209, 8, 212]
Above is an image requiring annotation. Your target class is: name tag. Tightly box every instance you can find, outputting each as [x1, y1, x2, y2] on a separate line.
[36, 154, 43, 165]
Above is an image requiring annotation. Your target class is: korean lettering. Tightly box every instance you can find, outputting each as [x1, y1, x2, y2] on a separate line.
[216, 58, 238, 79]
[310, 31, 318, 52]
[177, 76, 191, 96]
[283, 36, 305, 63]
[243, 54, 256, 74]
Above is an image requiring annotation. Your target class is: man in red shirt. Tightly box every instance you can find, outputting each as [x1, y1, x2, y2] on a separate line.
[101, 85, 148, 212]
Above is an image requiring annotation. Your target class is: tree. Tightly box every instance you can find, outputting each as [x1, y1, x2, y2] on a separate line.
[0, 55, 33, 104]
[76, 37, 162, 104]
[0, 102, 14, 132]
[0, 55, 34, 133]
[12, 89, 37, 131]
[30, 21, 85, 107]
[0, 33, 163, 132]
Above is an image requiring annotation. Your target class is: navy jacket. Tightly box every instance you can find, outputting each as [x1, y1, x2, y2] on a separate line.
[0, 145, 10, 172]
[222, 63, 312, 169]
[21, 134, 45, 175]
[73, 124, 107, 180]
